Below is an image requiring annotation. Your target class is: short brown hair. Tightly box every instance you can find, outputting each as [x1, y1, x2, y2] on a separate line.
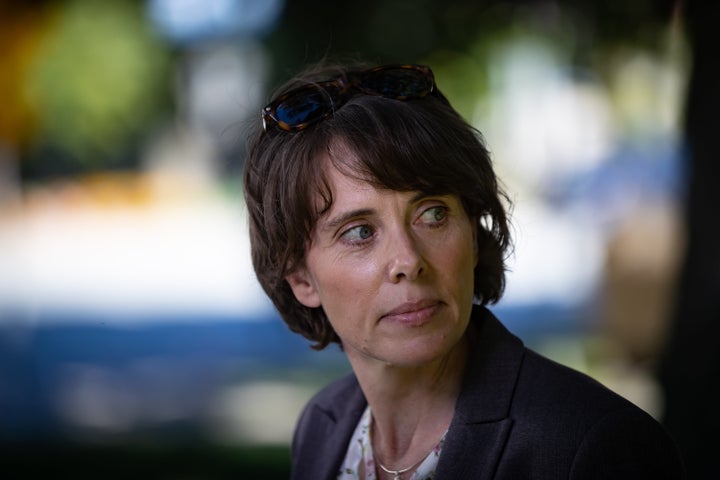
[243, 63, 511, 350]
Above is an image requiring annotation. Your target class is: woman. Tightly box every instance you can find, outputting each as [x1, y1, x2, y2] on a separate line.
[243, 63, 684, 479]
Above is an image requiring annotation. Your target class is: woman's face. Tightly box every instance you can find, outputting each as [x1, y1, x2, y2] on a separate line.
[286, 152, 478, 369]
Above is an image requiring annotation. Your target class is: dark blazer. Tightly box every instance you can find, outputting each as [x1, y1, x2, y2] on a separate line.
[291, 306, 684, 479]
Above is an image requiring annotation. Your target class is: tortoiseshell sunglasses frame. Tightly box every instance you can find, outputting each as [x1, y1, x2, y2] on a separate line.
[261, 64, 435, 132]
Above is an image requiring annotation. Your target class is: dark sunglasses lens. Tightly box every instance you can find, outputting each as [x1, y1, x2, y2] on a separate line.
[274, 86, 337, 127]
[361, 67, 432, 98]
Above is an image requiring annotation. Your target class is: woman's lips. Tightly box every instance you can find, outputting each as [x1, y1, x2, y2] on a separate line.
[380, 300, 441, 326]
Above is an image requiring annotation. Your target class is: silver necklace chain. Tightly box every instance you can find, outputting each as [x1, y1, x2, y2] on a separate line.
[377, 459, 419, 480]
[371, 414, 446, 480]
[376, 447, 433, 480]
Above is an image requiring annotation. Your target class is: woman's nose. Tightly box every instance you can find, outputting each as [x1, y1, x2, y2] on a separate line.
[386, 229, 426, 282]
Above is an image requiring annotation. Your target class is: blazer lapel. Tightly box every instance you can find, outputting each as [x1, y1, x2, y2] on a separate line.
[291, 375, 367, 480]
[436, 419, 514, 478]
[435, 306, 526, 479]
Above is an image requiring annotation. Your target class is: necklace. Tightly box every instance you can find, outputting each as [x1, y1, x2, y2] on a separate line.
[376, 447, 433, 480]
[377, 460, 420, 480]
[371, 412, 447, 480]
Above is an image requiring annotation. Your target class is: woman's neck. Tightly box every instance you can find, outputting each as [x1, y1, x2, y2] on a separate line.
[347, 332, 470, 467]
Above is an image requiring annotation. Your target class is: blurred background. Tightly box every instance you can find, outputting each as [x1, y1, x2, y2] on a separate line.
[1, 0, 717, 478]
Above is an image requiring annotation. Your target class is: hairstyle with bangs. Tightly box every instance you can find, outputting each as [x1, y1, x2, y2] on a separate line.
[243, 63, 512, 350]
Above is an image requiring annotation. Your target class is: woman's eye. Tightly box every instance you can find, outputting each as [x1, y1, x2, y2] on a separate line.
[341, 224, 374, 243]
[419, 206, 447, 224]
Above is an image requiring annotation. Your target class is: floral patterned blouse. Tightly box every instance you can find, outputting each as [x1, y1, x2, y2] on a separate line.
[337, 406, 446, 480]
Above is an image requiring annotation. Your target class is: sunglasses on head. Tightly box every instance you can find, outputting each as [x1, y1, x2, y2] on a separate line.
[261, 64, 436, 132]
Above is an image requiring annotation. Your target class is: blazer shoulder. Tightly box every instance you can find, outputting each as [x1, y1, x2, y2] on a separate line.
[511, 349, 685, 478]
[518, 348, 640, 414]
[568, 403, 685, 478]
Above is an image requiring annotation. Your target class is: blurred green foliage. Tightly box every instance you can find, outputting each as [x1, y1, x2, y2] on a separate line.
[13, 0, 675, 179]
[25, 0, 171, 172]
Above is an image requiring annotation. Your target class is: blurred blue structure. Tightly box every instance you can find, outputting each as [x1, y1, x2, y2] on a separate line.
[148, 0, 285, 43]
[0, 308, 347, 443]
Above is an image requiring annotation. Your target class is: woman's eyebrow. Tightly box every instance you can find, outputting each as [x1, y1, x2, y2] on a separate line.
[321, 208, 375, 232]
[319, 193, 441, 232]
[410, 192, 432, 203]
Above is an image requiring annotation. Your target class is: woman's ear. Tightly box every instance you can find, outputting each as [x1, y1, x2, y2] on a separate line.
[285, 268, 322, 308]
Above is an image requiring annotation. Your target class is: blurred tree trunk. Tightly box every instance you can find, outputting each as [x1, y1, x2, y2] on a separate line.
[658, 2, 720, 478]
